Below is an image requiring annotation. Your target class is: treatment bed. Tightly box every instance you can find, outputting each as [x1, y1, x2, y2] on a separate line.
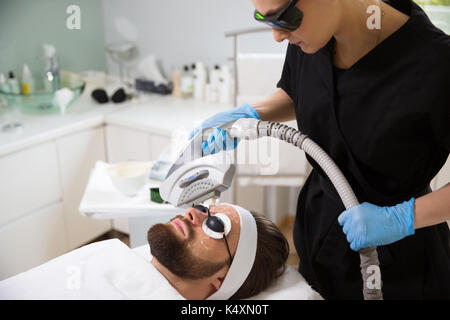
[0, 239, 322, 300]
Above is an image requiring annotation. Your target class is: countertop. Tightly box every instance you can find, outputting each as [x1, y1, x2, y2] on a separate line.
[105, 92, 231, 136]
[0, 91, 232, 157]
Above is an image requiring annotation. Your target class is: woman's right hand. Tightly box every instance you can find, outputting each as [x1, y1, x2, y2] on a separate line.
[189, 103, 260, 155]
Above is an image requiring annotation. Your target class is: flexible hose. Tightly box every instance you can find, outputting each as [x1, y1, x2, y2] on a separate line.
[257, 121, 383, 300]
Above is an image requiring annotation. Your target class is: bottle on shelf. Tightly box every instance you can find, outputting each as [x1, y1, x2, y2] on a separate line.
[180, 65, 193, 98]
[192, 61, 207, 101]
[0, 72, 10, 93]
[7, 71, 20, 94]
[206, 64, 221, 103]
[21, 64, 35, 95]
[219, 65, 233, 104]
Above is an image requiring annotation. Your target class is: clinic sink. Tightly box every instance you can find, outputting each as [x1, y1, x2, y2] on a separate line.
[0, 71, 85, 114]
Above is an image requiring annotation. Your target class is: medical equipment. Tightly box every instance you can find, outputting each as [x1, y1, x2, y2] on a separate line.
[253, 0, 303, 31]
[160, 118, 383, 300]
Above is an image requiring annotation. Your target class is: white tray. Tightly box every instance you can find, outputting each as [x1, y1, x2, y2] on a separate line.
[79, 161, 183, 219]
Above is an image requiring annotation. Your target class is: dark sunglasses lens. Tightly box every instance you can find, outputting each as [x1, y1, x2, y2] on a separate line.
[206, 216, 224, 233]
[279, 7, 303, 30]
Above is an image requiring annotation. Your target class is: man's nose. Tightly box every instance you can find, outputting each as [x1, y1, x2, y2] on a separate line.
[185, 207, 208, 226]
[272, 28, 289, 42]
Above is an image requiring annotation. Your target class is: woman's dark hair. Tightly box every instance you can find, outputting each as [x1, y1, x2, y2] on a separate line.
[230, 211, 290, 299]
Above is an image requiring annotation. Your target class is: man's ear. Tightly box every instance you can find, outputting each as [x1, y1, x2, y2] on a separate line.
[210, 265, 229, 292]
[211, 276, 225, 292]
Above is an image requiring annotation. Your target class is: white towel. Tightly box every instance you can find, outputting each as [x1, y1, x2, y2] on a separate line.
[0, 239, 184, 300]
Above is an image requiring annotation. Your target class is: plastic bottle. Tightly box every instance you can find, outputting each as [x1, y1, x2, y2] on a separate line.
[7, 71, 20, 94]
[0, 73, 10, 93]
[43, 44, 60, 92]
[180, 65, 193, 98]
[193, 61, 207, 101]
[207, 65, 221, 103]
[171, 67, 182, 98]
[21, 64, 34, 95]
[219, 65, 233, 104]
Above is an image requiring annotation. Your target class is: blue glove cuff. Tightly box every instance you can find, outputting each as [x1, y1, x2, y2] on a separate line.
[236, 103, 260, 120]
[397, 197, 415, 237]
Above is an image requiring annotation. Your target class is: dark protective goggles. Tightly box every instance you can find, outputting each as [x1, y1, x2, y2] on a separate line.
[194, 204, 233, 266]
[253, 0, 303, 32]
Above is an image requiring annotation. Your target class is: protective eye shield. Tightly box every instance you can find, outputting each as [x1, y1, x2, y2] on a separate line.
[254, 0, 303, 31]
[193, 204, 233, 266]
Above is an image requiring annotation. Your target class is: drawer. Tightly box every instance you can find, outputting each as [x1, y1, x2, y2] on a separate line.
[0, 142, 62, 226]
[0, 202, 68, 280]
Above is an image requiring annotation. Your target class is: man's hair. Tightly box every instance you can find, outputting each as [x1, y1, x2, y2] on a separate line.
[230, 211, 289, 299]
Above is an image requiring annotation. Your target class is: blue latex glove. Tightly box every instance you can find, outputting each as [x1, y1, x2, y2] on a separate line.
[202, 127, 238, 155]
[188, 103, 260, 155]
[337, 198, 416, 251]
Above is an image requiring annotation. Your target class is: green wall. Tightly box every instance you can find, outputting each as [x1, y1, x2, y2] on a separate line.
[0, 0, 106, 79]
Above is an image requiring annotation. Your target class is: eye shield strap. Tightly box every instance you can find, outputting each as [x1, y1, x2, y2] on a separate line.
[207, 203, 257, 300]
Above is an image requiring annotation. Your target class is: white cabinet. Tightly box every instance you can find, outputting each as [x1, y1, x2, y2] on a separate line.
[55, 126, 111, 250]
[0, 142, 62, 226]
[0, 202, 68, 280]
[0, 126, 112, 279]
[105, 124, 171, 234]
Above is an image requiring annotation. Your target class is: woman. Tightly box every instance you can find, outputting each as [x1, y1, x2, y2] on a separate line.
[192, 0, 450, 299]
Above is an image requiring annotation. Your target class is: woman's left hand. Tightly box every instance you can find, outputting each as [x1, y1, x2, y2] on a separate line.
[338, 198, 416, 251]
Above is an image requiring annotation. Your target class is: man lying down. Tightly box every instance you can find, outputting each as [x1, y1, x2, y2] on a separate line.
[0, 203, 321, 300]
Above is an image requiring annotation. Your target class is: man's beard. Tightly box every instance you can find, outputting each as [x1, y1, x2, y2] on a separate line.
[147, 215, 228, 279]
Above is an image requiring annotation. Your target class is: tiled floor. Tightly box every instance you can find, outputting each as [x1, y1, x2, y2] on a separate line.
[87, 215, 300, 267]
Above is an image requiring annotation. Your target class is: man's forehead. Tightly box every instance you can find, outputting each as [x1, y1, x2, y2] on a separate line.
[252, 0, 291, 16]
[210, 204, 238, 218]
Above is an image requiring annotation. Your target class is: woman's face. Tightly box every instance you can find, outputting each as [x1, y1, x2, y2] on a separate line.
[252, 0, 339, 53]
